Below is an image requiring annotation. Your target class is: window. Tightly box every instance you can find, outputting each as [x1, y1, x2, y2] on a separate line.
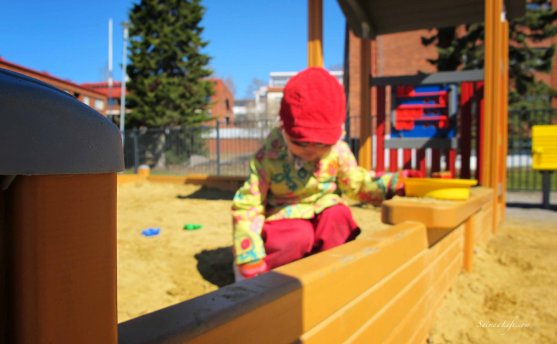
[108, 98, 119, 106]
[225, 98, 230, 111]
[82, 96, 90, 106]
[94, 99, 105, 110]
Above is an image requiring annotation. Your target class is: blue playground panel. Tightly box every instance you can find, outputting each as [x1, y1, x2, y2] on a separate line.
[392, 85, 456, 139]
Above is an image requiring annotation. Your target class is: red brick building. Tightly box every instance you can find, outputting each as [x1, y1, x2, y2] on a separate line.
[81, 78, 234, 124]
[0, 57, 108, 114]
[209, 78, 234, 124]
[80, 81, 124, 117]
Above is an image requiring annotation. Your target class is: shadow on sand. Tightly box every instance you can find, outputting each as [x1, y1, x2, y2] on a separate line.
[194, 246, 235, 287]
[176, 186, 235, 201]
[506, 202, 557, 211]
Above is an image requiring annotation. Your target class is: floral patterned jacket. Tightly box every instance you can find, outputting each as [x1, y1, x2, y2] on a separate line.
[231, 128, 396, 265]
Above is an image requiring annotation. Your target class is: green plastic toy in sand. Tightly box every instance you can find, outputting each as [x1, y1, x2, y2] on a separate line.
[183, 224, 202, 230]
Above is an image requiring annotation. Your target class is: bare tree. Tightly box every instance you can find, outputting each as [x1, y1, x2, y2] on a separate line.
[245, 78, 266, 98]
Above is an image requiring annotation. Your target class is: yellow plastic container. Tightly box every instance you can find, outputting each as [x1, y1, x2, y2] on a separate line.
[532, 125, 557, 170]
[404, 178, 478, 200]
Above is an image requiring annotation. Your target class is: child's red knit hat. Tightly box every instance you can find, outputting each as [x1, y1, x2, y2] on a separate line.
[279, 67, 345, 145]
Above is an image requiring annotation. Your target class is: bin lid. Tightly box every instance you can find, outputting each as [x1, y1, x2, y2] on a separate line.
[0, 68, 124, 175]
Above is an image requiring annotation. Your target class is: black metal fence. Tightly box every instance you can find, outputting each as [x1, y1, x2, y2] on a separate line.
[507, 109, 557, 191]
[123, 109, 556, 191]
[123, 119, 276, 176]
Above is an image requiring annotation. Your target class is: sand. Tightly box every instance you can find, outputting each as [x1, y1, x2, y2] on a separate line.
[117, 182, 557, 342]
[429, 205, 557, 343]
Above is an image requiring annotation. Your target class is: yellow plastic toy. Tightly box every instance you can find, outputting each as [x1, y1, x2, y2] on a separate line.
[404, 178, 478, 200]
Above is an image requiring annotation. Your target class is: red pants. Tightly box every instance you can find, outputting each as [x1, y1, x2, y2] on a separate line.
[262, 204, 360, 269]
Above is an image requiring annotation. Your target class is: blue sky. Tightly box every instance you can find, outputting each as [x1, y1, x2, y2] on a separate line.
[0, 0, 346, 98]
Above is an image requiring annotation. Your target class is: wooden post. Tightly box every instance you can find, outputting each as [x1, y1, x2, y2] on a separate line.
[491, 0, 504, 230]
[1, 66, 123, 344]
[482, 0, 495, 187]
[499, 19, 509, 223]
[6, 175, 117, 343]
[308, 0, 323, 68]
[358, 38, 373, 169]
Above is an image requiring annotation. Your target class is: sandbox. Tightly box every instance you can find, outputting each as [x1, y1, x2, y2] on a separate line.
[117, 180, 557, 343]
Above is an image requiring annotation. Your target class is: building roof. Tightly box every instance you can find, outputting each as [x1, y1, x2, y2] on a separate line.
[81, 81, 125, 98]
[80, 77, 232, 102]
[338, 0, 526, 38]
[0, 57, 106, 97]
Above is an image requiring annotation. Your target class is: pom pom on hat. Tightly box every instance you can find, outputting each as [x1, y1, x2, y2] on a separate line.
[279, 67, 345, 145]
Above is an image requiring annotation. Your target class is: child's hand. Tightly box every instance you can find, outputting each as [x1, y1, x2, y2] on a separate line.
[237, 260, 269, 279]
[400, 169, 423, 178]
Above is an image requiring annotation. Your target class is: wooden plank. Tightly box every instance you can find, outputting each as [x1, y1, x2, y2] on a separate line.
[385, 239, 463, 344]
[118, 222, 427, 343]
[302, 226, 462, 344]
[300, 251, 428, 344]
[147, 175, 187, 185]
[382, 187, 493, 230]
[119, 272, 305, 344]
[475, 202, 494, 246]
[344, 227, 463, 343]
[404, 253, 463, 344]
[281, 222, 428, 331]
[117, 174, 146, 184]
[463, 216, 475, 272]
[183, 174, 245, 191]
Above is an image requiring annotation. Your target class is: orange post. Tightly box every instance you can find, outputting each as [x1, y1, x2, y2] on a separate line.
[358, 38, 373, 169]
[499, 20, 510, 224]
[308, 0, 323, 68]
[7, 174, 117, 343]
[482, 0, 495, 187]
[490, 0, 504, 230]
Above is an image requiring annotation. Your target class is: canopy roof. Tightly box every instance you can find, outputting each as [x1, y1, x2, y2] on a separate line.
[337, 0, 525, 38]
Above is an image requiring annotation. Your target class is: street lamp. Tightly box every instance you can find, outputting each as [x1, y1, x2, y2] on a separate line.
[120, 22, 129, 145]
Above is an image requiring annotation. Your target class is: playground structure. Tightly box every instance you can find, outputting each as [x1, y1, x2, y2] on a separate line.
[0, 0, 524, 343]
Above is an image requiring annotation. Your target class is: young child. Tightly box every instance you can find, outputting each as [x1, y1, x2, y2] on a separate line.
[231, 67, 413, 279]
